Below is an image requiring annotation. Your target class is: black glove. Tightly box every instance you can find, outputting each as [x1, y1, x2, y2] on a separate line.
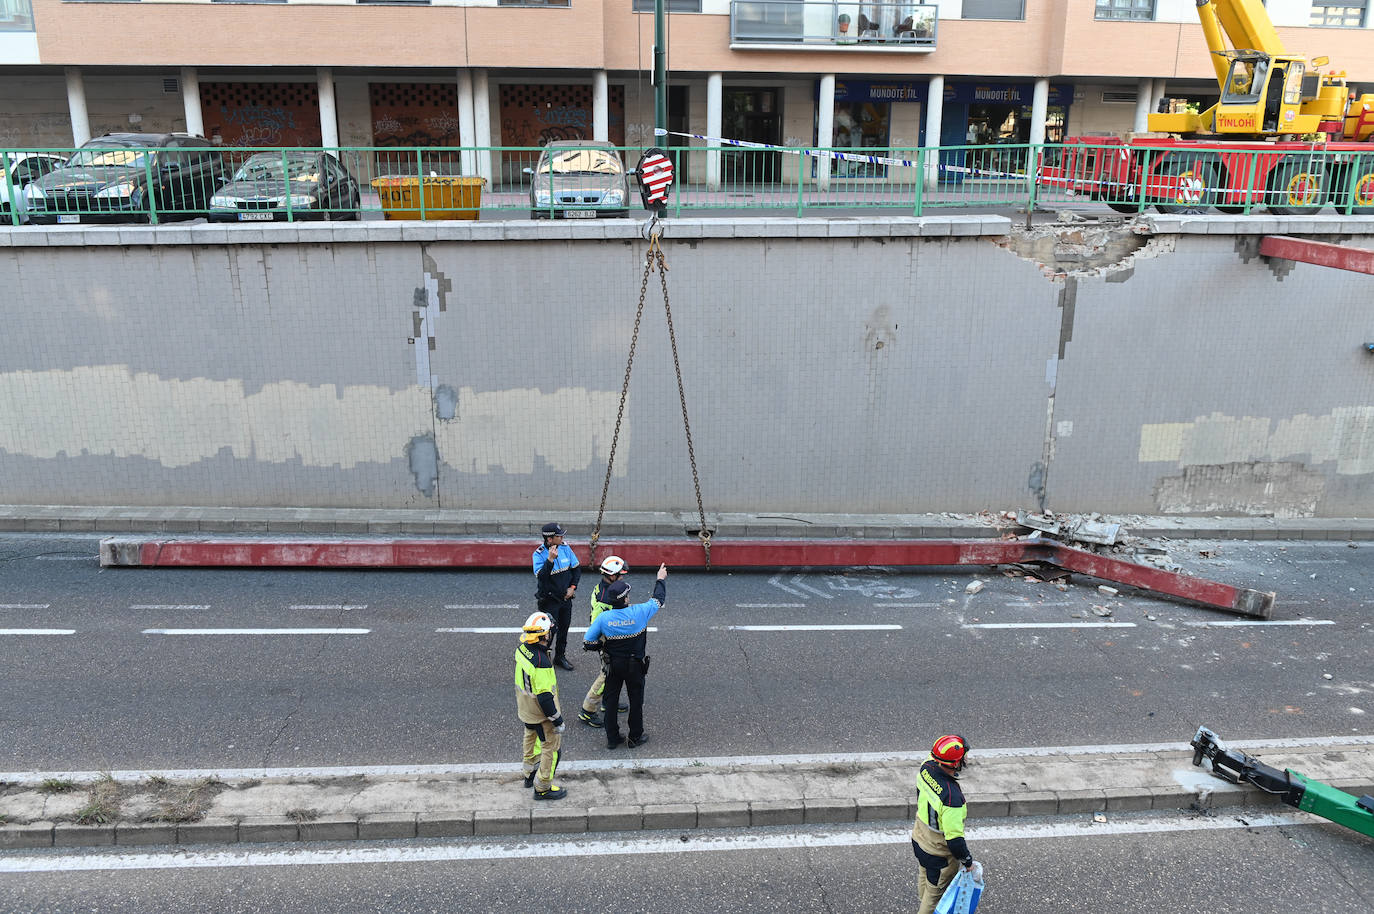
[550, 716, 564, 729]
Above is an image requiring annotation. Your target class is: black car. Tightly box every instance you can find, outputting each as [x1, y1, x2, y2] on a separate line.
[1, 153, 67, 224]
[25, 133, 228, 225]
[208, 151, 361, 222]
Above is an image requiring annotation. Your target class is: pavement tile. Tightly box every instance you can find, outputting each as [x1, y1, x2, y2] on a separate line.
[115, 823, 178, 846]
[855, 797, 908, 822]
[298, 815, 359, 841]
[1007, 792, 1058, 816]
[642, 804, 696, 829]
[53, 823, 115, 846]
[238, 816, 300, 843]
[358, 813, 417, 839]
[0, 822, 54, 848]
[531, 807, 587, 834]
[474, 809, 530, 836]
[587, 805, 642, 832]
[1103, 788, 1153, 812]
[803, 798, 856, 824]
[697, 802, 750, 828]
[1056, 789, 1107, 814]
[749, 801, 804, 827]
[964, 792, 1010, 819]
[178, 819, 238, 845]
[417, 812, 473, 837]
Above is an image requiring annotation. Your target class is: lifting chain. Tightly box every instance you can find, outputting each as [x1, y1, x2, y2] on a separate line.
[589, 223, 712, 570]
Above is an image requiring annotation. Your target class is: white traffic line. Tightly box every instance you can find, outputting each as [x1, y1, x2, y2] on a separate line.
[719, 624, 902, 632]
[884, 602, 940, 608]
[141, 629, 371, 636]
[10, 734, 1374, 784]
[288, 604, 368, 610]
[33, 555, 96, 561]
[1293, 559, 1347, 564]
[734, 603, 806, 608]
[444, 604, 521, 610]
[0, 629, 74, 635]
[0, 811, 1321, 873]
[435, 627, 659, 634]
[0, 603, 50, 609]
[1003, 601, 1073, 607]
[1184, 619, 1336, 627]
[962, 622, 1136, 629]
[129, 604, 211, 610]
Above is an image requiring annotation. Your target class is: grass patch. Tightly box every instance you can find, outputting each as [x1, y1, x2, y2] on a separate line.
[145, 778, 227, 824]
[145, 775, 169, 788]
[286, 808, 320, 823]
[74, 775, 121, 825]
[39, 778, 76, 794]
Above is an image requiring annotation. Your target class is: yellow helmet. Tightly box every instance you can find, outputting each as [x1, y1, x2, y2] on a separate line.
[521, 611, 554, 644]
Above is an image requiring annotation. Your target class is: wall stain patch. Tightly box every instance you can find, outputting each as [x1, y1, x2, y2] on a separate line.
[1139, 407, 1374, 474]
[434, 384, 459, 421]
[406, 433, 440, 497]
[1153, 461, 1325, 517]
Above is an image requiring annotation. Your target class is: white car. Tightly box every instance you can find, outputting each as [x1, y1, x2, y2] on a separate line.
[1, 152, 67, 224]
[525, 140, 631, 219]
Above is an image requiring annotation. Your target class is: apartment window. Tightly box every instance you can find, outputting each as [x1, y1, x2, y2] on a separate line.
[633, 0, 702, 10]
[962, 0, 1023, 19]
[1310, 0, 1366, 26]
[1094, 0, 1154, 20]
[497, 0, 571, 6]
[357, 0, 431, 4]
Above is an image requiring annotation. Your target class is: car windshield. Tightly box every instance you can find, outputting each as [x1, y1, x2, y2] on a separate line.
[233, 155, 320, 183]
[538, 148, 623, 176]
[67, 143, 154, 168]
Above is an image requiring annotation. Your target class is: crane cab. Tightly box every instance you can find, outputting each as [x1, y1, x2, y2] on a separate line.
[1214, 51, 1319, 135]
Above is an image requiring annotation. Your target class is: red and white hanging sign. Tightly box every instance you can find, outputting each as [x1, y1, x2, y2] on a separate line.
[636, 148, 675, 209]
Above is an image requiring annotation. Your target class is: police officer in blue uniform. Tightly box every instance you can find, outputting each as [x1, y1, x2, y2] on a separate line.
[533, 522, 581, 670]
[583, 562, 668, 750]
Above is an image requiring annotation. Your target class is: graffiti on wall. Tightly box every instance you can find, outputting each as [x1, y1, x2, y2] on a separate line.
[369, 83, 462, 148]
[200, 83, 322, 147]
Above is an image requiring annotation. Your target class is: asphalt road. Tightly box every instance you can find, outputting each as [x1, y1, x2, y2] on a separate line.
[0, 534, 1369, 772]
[1, 811, 1369, 913]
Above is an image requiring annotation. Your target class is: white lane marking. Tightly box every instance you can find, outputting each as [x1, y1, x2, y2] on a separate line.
[963, 622, 1137, 629]
[0, 629, 74, 635]
[10, 734, 1374, 784]
[1003, 601, 1073, 607]
[141, 629, 370, 635]
[33, 555, 96, 561]
[0, 811, 1321, 873]
[288, 604, 368, 611]
[129, 604, 211, 610]
[883, 602, 940, 608]
[1184, 620, 1336, 627]
[767, 574, 808, 598]
[734, 603, 806, 608]
[435, 627, 658, 634]
[444, 604, 521, 610]
[1293, 559, 1346, 564]
[721, 624, 902, 632]
[790, 575, 834, 599]
[0, 603, 51, 609]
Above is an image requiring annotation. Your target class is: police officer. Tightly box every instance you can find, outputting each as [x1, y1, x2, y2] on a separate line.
[582, 562, 668, 750]
[578, 555, 631, 728]
[911, 734, 975, 914]
[532, 522, 581, 670]
[515, 611, 566, 800]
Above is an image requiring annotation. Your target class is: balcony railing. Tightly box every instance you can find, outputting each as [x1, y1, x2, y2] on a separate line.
[731, 1, 937, 48]
[0, 0, 35, 32]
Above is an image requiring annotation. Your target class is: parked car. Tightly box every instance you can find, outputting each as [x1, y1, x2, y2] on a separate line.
[525, 140, 630, 219]
[0, 152, 67, 224]
[209, 151, 361, 222]
[24, 133, 227, 225]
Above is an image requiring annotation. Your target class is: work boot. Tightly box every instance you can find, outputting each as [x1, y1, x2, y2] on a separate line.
[579, 709, 604, 728]
[606, 735, 624, 750]
[534, 785, 567, 801]
[554, 656, 574, 671]
[628, 733, 650, 748]
[522, 770, 536, 789]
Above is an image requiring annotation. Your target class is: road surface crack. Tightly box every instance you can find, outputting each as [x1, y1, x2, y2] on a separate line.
[260, 607, 342, 768]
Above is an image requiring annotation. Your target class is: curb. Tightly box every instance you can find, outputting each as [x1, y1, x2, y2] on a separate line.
[3, 781, 1352, 850]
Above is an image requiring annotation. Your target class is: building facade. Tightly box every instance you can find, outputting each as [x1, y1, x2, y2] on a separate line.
[1, 0, 1371, 187]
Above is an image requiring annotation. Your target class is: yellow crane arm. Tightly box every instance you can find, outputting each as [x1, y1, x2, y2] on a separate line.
[1196, 0, 1287, 87]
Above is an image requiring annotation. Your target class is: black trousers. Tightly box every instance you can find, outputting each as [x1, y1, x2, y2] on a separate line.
[540, 596, 573, 659]
[602, 654, 646, 742]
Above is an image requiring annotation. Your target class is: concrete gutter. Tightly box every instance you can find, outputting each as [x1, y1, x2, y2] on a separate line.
[3, 744, 1371, 850]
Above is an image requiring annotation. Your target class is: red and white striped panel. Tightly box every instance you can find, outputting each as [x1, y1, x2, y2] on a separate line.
[639, 152, 674, 203]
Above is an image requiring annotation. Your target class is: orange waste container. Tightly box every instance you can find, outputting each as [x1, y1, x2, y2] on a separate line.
[371, 176, 485, 220]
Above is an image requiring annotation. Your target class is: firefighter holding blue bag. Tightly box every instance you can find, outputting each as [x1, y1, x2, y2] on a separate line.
[911, 734, 976, 914]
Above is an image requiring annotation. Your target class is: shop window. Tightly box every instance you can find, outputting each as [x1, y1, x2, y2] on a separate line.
[962, 0, 1023, 20]
[1094, 0, 1154, 20]
[831, 101, 891, 178]
[633, 0, 702, 10]
[1309, 1, 1366, 26]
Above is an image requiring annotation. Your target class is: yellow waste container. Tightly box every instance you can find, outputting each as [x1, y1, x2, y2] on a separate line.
[371, 175, 485, 220]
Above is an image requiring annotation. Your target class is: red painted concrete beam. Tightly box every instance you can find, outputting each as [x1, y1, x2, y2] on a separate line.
[1260, 235, 1374, 276]
[100, 536, 1274, 618]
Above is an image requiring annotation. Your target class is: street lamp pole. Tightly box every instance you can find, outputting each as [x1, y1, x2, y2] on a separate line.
[654, 0, 667, 136]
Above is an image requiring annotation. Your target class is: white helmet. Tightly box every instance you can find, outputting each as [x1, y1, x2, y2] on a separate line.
[599, 556, 628, 576]
[521, 611, 554, 644]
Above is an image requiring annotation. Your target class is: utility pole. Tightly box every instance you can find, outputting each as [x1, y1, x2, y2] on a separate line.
[654, 0, 667, 135]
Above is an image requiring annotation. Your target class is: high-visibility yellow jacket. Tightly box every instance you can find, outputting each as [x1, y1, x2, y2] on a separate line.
[515, 641, 560, 725]
[913, 758, 972, 865]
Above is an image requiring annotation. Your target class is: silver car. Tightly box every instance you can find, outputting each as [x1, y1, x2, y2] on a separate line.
[525, 141, 630, 219]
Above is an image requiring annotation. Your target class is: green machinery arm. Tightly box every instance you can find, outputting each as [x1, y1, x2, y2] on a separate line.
[1190, 726, 1374, 839]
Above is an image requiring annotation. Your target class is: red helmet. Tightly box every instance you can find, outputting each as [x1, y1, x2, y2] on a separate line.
[932, 734, 969, 774]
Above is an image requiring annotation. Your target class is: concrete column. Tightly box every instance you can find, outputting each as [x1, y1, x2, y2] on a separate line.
[457, 68, 476, 177]
[706, 72, 723, 191]
[1028, 78, 1050, 146]
[1133, 78, 1154, 133]
[472, 69, 492, 184]
[815, 73, 835, 192]
[317, 67, 339, 149]
[923, 74, 944, 190]
[592, 70, 609, 143]
[65, 67, 91, 147]
[181, 67, 204, 138]
[1152, 81, 1167, 115]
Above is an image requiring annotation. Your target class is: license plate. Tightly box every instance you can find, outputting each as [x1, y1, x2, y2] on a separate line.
[57, 214, 79, 224]
[564, 209, 596, 219]
[238, 212, 274, 222]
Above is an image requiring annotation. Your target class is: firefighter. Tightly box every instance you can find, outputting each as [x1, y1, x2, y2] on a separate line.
[578, 555, 631, 728]
[515, 611, 566, 800]
[532, 522, 581, 670]
[910, 734, 975, 914]
[583, 563, 668, 750]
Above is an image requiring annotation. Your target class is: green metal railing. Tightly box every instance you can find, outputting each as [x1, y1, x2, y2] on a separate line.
[4, 141, 1373, 226]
